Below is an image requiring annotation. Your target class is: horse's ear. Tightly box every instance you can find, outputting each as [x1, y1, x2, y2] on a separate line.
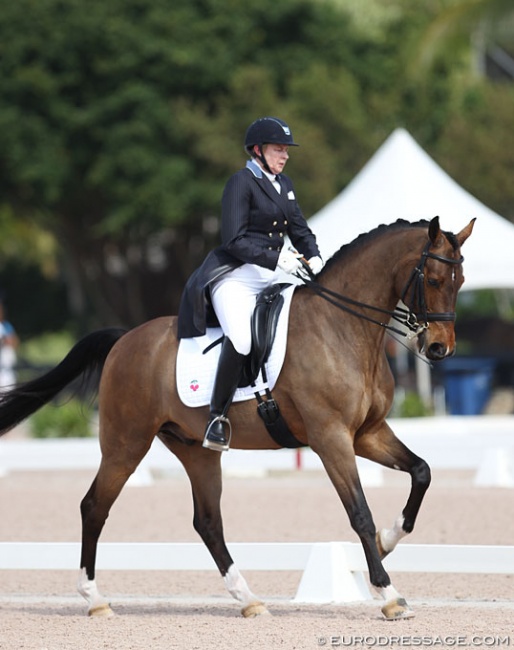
[455, 218, 476, 247]
[428, 216, 444, 246]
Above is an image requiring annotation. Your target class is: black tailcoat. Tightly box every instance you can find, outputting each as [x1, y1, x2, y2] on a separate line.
[177, 161, 320, 338]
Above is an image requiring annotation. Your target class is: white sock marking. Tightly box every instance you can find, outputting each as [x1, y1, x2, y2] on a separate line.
[77, 568, 109, 611]
[223, 564, 258, 607]
[378, 583, 402, 602]
[379, 514, 407, 553]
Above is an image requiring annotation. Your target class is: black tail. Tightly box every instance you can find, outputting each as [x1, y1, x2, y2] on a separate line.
[0, 327, 127, 436]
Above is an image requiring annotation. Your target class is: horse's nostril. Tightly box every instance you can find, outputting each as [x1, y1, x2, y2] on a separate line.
[428, 342, 448, 359]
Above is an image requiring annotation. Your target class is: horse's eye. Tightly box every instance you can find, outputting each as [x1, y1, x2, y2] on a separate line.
[427, 278, 440, 288]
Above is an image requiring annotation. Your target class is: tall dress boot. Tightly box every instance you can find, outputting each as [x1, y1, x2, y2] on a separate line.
[203, 337, 246, 452]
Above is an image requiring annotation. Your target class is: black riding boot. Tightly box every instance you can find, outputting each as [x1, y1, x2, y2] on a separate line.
[203, 337, 246, 452]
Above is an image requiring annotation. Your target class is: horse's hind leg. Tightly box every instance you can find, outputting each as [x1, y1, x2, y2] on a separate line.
[77, 447, 151, 616]
[160, 436, 269, 618]
[354, 421, 431, 559]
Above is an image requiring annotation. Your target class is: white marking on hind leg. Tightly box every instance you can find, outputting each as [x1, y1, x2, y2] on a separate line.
[77, 568, 111, 615]
[223, 564, 259, 607]
[379, 514, 407, 554]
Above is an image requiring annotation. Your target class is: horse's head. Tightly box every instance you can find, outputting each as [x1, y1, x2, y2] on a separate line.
[401, 216, 475, 361]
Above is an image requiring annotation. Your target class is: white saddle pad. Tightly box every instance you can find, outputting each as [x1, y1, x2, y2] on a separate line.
[176, 285, 295, 408]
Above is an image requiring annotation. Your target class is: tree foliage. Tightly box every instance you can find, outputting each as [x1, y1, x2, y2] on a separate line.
[0, 0, 374, 330]
[0, 0, 513, 333]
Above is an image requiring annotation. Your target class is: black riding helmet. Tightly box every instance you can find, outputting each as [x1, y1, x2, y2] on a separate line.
[244, 117, 298, 173]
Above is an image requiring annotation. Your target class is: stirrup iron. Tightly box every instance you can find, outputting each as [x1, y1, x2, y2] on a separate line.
[202, 415, 232, 452]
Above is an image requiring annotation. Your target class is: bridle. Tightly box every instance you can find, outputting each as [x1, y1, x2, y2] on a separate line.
[400, 240, 464, 331]
[299, 239, 464, 339]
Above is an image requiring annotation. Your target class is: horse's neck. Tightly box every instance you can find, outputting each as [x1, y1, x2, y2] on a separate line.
[323, 233, 413, 313]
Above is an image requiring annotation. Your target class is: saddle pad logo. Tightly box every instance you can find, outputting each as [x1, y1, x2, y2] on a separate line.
[190, 379, 199, 392]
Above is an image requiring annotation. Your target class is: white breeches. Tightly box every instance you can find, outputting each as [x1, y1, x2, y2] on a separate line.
[210, 264, 281, 355]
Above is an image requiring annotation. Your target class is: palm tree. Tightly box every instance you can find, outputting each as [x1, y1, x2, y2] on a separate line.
[414, 0, 514, 78]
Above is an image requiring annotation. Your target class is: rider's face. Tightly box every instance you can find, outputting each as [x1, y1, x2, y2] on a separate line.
[260, 144, 289, 175]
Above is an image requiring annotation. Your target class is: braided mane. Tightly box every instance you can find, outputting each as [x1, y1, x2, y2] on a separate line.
[320, 218, 458, 276]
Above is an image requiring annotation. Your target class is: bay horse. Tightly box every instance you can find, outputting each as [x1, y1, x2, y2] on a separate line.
[0, 216, 474, 620]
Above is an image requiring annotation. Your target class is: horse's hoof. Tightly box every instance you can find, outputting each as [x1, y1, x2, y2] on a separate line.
[241, 601, 270, 618]
[376, 531, 390, 560]
[381, 598, 414, 620]
[88, 603, 115, 618]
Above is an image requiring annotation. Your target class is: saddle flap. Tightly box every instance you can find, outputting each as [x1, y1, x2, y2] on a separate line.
[249, 283, 289, 382]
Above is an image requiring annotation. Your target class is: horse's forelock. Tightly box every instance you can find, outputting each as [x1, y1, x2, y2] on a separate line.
[442, 230, 459, 251]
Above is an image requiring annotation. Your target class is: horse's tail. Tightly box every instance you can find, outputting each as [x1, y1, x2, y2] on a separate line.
[0, 327, 127, 437]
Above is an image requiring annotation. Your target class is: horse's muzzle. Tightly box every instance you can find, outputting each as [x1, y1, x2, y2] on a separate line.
[426, 342, 451, 360]
[419, 329, 455, 361]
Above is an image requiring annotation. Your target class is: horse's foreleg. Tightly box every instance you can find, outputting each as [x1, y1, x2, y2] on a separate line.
[355, 422, 431, 558]
[171, 441, 269, 618]
[313, 430, 414, 620]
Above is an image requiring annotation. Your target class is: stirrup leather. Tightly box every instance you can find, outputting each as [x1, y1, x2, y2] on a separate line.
[202, 415, 232, 452]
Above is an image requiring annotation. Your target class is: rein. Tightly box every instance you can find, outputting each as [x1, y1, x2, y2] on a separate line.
[300, 240, 464, 339]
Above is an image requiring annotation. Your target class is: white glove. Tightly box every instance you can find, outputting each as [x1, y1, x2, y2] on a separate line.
[277, 249, 303, 274]
[308, 256, 323, 275]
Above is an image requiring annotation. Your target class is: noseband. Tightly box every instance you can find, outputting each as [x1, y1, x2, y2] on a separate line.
[400, 240, 464, 332]
[301, 238, 464, 338]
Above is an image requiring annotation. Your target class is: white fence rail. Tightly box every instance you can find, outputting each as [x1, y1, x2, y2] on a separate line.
[1, 416, 514, 486]
[1, 541, 514, 603]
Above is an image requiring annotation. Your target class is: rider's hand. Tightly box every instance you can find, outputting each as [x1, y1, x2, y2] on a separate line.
[307, 256, 323, 275]
[277, 249, 303, 274]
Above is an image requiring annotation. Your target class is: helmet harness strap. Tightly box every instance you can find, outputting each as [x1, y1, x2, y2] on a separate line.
[253, 144, 273, 175]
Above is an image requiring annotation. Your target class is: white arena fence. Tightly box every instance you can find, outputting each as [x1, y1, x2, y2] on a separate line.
[1, 415, 514, 487]
[1, 540, 514, 603]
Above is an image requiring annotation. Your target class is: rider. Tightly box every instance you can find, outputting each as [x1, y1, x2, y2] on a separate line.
[177, 116, 323, 452]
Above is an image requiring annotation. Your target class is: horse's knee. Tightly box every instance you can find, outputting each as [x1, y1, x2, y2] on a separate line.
[349, 503, 376, 539]
[193, 513, 221, 545]
[411, 458, 431, 490]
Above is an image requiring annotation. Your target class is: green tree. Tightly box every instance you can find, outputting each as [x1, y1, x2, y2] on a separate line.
[0, 0, 376, 330]
[2, 0, 513, 335]
[406, 0, 514, 221]
[409, 0, 514, 76]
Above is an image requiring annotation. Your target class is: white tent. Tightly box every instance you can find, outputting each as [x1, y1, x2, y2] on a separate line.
[308, 128, 514, 291]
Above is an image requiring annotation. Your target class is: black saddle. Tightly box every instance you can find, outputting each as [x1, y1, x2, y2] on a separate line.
[244, 282, 289, 385]
[202, 282, 305, 448]
[249, 282, 305, 449]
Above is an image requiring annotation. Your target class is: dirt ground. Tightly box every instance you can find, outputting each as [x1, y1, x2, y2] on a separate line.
[1, 463, 513, 650]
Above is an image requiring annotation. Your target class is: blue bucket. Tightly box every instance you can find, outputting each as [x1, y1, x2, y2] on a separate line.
[442, 357, 495, 416]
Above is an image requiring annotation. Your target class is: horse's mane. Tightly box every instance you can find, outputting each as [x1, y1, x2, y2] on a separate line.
[320, 218, 458, 276]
